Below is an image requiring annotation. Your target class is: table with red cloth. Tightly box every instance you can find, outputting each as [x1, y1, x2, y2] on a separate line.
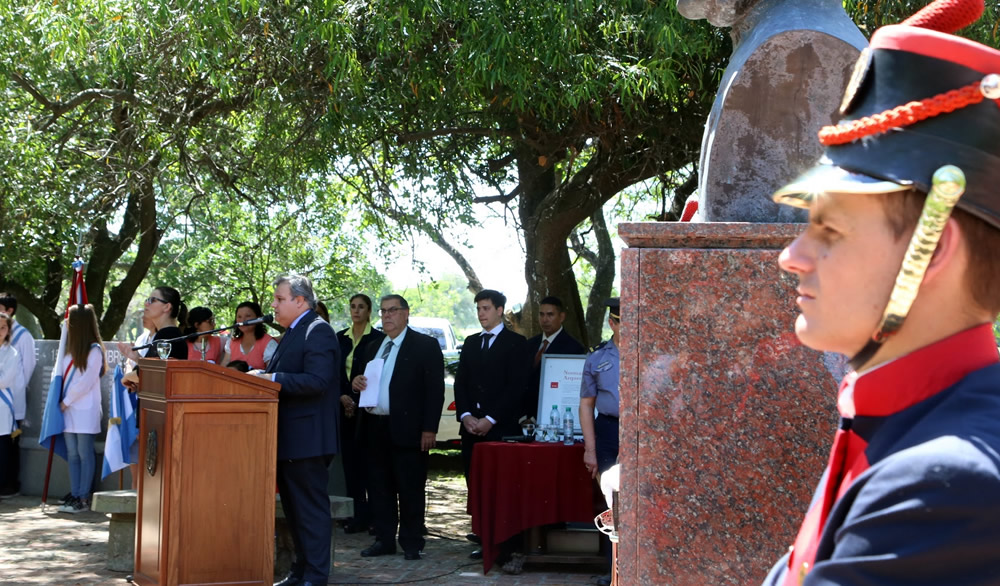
[468, 441, 594, 573]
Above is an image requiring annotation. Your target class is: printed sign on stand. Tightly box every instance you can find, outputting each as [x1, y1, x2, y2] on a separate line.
[536, 354, 587, 434]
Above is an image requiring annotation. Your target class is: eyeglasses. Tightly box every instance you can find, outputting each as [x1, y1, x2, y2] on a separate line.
[145, 296, 168, 305]
[379, 306, 405, 316]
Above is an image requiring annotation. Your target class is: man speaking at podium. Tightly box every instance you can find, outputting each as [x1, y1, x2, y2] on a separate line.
[255, 274, 340, 586]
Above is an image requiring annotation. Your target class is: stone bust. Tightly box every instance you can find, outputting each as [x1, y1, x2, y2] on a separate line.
[678, 0, 867, 222]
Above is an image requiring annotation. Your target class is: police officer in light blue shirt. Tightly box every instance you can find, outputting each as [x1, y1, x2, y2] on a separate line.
[579, 298, 620, 479]
[579, 297, 620, 586]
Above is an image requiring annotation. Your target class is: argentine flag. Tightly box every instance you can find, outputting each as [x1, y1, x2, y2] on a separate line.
[38, 323, 69, 460]
[102, 364, 137, 479]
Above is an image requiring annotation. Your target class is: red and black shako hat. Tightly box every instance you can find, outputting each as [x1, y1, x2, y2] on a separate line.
[772, 0, 1000, 368]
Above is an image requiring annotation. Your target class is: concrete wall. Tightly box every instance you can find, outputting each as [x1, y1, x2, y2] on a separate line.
[15, 341, 345, 498]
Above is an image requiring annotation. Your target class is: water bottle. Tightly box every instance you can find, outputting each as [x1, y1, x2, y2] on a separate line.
[549, 405, 560, 442]
[563, 407, 574, 445]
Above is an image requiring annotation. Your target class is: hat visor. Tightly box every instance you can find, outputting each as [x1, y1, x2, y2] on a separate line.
[772, 165, 909, 208]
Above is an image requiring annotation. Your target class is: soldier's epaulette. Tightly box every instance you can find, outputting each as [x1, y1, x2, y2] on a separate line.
[589, 340, 610, 353]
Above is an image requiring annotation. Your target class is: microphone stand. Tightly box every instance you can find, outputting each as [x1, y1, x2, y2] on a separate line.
[131, 320, 270, 352]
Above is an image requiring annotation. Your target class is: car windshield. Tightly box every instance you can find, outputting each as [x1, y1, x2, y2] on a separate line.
[411, 326, 446, 350]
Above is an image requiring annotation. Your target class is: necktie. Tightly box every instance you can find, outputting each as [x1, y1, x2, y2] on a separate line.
[534, 339, 550, 368]
[381, 340, 394, 360]
[481, 333, 494, 351]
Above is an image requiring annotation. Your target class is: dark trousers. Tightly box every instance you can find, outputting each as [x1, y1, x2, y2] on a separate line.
[365, 414, 428, 553]
[276, 456, 332, 583]
[594, 414, 620, 573]
[594, 414, 619, 474]
[0, 432, 19, 494]
[460, 432, 489, 484]
[340, 412, 370, 526]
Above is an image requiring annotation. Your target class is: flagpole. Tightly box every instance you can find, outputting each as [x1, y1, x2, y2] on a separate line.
[40, 444, 55, 505]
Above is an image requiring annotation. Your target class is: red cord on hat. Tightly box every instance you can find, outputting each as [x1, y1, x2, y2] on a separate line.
[819, 80, 997, 146]
[902, 0, 983, 33]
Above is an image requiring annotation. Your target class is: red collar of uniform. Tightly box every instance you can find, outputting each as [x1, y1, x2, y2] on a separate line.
[841, 324, 999, 418]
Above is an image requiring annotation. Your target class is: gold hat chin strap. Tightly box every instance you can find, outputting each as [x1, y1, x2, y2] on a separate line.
[849, 165, 966, 370]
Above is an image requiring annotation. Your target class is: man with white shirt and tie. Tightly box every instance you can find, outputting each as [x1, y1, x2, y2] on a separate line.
[453, 289, 529, 559]
[523, 296, 586, 423]
[351, 295, 444, 561]
[454, 290, 529, 478]
[258, 275, 340, 586]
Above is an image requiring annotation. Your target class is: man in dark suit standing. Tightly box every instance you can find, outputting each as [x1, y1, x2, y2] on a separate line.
[350, 294, 444, 561]
[257, 275, 340, 586]
[454, 289, 528, 557]
[523, 296, 586, 422]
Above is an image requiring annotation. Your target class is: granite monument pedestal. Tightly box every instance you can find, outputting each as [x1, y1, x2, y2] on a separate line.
[617, 222, 842, 585]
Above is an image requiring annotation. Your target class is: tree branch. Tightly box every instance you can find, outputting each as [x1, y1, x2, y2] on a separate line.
[396, 126, 515, 144]
[11, 72, 140, 130]
[473, 184, 522, 204]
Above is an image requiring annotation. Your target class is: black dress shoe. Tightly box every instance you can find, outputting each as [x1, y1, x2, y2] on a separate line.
[273, 574, 301, 586]
[469, 548, 483, 560]
[465, 532, 481, 544]
[361, 541, 397, 557]
[404, 550, 421, 561]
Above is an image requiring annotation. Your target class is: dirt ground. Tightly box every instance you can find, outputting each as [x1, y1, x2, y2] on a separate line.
[0, 471, 607, 585]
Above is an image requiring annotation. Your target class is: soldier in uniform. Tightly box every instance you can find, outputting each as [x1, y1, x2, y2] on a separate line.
[761, 0, 1000, 584]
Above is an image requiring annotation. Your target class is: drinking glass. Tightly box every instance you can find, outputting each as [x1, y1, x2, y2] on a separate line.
[155, 341, 171, 360]
[524, 422, 536, 440]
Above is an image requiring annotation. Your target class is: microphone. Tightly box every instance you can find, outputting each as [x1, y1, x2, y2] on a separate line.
[235, 315, 274, 327]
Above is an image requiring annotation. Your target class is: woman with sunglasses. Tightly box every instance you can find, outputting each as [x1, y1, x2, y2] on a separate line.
[185, 306, 222, 363]
[121, 287, 188, 389]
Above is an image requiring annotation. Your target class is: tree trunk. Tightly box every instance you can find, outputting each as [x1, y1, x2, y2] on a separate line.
[518, 143, 654, 347]
[518, 148, 588, 345]
[583, 210, 615, 346]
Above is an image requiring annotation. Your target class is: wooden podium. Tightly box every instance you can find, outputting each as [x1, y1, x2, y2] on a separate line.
[133, 358, 280, 586]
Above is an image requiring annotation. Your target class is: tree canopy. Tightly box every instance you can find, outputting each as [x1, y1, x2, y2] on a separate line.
[0, 0, 365, 338]
[321, 0, 728, 345]
[4, 0, 996, 343]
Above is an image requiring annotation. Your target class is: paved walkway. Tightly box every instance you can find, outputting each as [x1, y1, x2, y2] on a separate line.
[0, 472, 606, 585]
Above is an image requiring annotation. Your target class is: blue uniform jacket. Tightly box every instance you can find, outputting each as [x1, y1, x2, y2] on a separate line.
[763, 362, 1000, 585]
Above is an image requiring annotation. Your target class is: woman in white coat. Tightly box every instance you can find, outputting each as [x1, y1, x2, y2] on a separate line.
[0, 312, 26, 494]
[58, 304, 106, 514]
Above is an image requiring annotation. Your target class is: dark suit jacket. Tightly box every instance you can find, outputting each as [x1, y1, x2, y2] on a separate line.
[524, 329, 586, 420]
[336, 326, 386, 399]
[356, 327, 445, 448]
[453, 327, 528, 439]
[266, 310, 340, 460]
